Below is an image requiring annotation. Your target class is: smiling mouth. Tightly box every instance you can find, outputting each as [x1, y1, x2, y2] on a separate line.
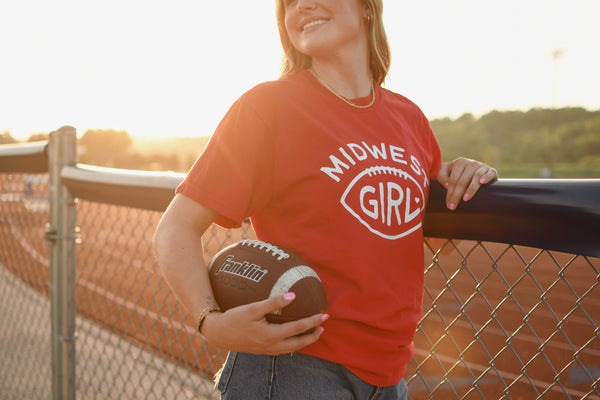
[302, 19, 328, 31]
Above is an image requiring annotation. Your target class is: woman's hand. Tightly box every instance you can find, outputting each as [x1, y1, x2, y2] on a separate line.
[201, 292, 328, 355]
[437, 157, 498, 210]
[155, 195, 327, 355]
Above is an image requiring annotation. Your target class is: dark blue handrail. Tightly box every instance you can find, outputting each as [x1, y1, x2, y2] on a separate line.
[424, 179, 600, 257]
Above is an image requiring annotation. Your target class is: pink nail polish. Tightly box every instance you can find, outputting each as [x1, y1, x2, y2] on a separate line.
[444, 182, 449, 189]
[284, 292, 296, 301]
[321, 314, 330, 322]
[479, 178, 486, 184]
[447, 203, 456, 210]
[463, 193, 470, 201]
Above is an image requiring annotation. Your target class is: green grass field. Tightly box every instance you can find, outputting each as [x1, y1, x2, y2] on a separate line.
[495, 163, 600, 179]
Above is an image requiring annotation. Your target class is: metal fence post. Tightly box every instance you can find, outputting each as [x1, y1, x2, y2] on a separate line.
[47, 126, 78, 400]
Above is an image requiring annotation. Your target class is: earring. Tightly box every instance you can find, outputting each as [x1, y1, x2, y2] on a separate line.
[363, 14, 373, 23]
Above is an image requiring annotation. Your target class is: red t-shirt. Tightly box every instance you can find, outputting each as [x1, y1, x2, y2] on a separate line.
[177, 70, 442, 386]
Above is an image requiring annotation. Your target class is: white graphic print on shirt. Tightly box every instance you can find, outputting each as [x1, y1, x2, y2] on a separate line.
[320, 141, 429, 240]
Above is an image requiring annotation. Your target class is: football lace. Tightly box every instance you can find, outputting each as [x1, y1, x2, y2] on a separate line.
[367, 165, 409, 178]
[239, 240, 290, 261]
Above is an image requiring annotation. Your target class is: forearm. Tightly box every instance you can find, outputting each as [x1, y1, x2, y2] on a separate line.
[152, 194, 220, 319]
[153, 220, 327, 353]
[155, 232, 218, 318]
[152, 195, 326, 353]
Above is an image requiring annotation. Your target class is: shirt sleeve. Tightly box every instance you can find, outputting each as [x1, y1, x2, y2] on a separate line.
[427, 122, 443, 180]
[176, 91, 275, 228]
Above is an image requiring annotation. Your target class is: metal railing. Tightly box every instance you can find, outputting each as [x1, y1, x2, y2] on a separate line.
[1, 127, 598, 399]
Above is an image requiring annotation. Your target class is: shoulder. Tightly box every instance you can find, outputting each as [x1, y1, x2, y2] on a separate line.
[216, 72, 311, 134]
[378, 86, 431, 126]
[241, 72, 310, 104]
[379, 86, 424, 113]
[230, 71, 313, 122]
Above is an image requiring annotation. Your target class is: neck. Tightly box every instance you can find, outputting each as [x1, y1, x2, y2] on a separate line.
[310, 54, 372, 100]
[309, 68, 375, 109]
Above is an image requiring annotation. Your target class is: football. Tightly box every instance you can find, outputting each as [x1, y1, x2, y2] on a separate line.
[207, 240, 327, 323]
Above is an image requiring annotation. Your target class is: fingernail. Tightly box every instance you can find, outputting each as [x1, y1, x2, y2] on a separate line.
[444, 182, 449, 189]
[447, 203, 456, 210]
[321, 314, 330, 322]
[479, 178, 486, 184]
[463, 193, 470, 201]
[283, 292, 296, 301]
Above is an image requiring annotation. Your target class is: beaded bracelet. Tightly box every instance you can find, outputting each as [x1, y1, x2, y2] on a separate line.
[196, 307, 221, 335]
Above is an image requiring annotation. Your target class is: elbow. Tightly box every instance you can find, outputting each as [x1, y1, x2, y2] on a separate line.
[152, 222, 172, 275]
[151, 228, 162, 260]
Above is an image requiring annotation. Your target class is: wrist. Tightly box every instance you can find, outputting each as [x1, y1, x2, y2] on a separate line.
[196, 307, 221, 336]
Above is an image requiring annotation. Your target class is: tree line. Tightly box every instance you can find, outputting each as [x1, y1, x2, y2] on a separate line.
[2, 107, 599, 177]
[431, 107, 600, 177]
[0, 128, 206, 172]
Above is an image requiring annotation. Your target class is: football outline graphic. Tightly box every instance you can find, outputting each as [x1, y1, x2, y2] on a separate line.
[340, 166, 426, 240]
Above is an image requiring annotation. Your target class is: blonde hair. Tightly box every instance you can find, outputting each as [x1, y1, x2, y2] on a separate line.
[275, 0, 391, 86]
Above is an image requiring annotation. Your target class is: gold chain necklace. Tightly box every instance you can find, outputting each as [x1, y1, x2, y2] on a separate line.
[309, 69, 375, 109]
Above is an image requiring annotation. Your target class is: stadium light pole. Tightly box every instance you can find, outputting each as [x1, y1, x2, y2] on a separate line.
[551, 48, 567, 108]
[544, 48, 567, 177]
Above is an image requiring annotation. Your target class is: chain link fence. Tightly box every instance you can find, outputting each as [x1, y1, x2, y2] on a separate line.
[0, 171, 52, 399]
[1, 130, 599, 399]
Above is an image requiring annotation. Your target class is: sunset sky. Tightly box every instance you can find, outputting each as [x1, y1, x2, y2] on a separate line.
[1, 0, 599, 139]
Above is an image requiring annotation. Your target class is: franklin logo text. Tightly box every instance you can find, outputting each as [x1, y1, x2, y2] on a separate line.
[215, 255, 268, 282]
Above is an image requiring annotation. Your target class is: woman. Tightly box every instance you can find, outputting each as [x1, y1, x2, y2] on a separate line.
[153, 0, 498, 398]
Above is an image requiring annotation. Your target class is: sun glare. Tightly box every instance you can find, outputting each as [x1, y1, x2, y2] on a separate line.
[1, 0, 599, 141]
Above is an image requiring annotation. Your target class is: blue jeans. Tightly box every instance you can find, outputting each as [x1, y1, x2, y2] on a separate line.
[216, 352, 408, 400]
